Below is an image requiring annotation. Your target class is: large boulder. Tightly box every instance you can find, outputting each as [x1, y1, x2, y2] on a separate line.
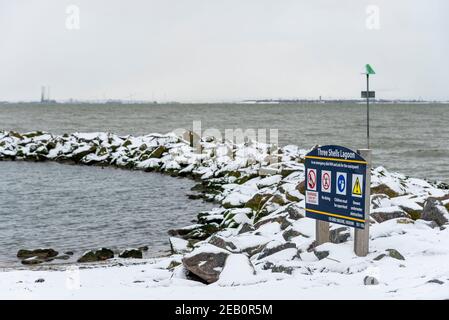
[181, 244, 230, 284]
[77, 248, 114, 263]
[421, 198, 449, 226]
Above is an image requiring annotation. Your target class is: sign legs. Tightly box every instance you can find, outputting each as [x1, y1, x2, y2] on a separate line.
[315, 220, 329, 245]
[354, 149, 371, 257]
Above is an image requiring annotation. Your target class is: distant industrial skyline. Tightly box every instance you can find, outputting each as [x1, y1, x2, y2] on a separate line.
[1, 0, 448, 102]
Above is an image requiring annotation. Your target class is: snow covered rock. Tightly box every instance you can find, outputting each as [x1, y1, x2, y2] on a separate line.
[216, 254, 256, 286]
[169, 237, 190, 254]
[371, 206, 409, 223]
[181, 244, 230, 284]
[364, 276, 379, 285]
[329, 227, 350, 244]
[421, 198, 449, 227]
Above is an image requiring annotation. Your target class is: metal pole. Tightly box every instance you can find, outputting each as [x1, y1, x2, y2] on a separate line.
[366, 74, 370, 149]
[354, 149, 371, 256]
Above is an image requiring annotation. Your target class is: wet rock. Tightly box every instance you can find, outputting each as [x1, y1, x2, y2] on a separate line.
[329, 227, 350, 244]
[17, 248, 58, 259]
[371, 184, 399, 198]
[182, 248, 230, 284]
[35, 278, 45, 283]
[53, 254, 71, 260]
[64, 251, 74, 256]
[138, 246, 149, 252]
[21, 257, 48, 265]
[77, 248, 114, 263]
[364, 276, 379, 285]
[257, 243, 296, 260]
[119, 249, 143, 259]
[421, 197, 449, 226]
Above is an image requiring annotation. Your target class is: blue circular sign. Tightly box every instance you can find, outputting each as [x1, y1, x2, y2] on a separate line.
[338, 174, 346, 192]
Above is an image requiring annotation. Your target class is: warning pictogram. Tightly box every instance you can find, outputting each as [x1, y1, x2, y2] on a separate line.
[352, 174, 363, 197]
[321, 170, 331, 193]
[307, 168, 317, 191]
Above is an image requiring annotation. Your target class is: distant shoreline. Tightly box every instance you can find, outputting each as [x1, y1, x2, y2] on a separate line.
[1, 100, 449, 105]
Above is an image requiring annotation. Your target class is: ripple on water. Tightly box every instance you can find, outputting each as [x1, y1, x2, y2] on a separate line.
[0, 161, 213, 267]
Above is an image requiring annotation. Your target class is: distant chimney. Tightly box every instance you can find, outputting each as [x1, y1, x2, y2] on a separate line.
[41, 86, 46, 103]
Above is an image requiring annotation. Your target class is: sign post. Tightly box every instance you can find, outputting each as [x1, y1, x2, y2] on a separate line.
[361, 64, 375, 149]
[304, 145, 371, 256]
[354, 149, 371, 256]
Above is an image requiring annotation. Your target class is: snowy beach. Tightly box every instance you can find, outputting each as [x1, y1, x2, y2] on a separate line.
[1, 130, 449, 299]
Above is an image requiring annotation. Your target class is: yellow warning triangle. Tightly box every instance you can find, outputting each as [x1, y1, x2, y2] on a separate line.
[353, 177, 362, 195]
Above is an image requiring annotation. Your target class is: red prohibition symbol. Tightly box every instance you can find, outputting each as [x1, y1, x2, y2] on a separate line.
[307, 169, 316, 189]
[322, 172, 330, 190]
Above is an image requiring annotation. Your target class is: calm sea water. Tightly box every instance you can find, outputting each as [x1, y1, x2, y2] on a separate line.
[1, 102, 448, 181]
[0, 161, 211, 267]
[0, 102, 448, 266]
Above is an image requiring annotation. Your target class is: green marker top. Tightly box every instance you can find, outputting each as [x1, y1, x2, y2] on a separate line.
[365, 64, 376, 75]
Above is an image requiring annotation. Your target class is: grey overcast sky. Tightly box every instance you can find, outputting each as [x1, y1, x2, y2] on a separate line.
[1, 0, 448, 102]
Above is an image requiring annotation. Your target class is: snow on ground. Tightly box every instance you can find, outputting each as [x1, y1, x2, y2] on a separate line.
[1, 130, 449, 299]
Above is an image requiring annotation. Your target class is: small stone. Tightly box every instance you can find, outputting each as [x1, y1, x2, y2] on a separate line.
[386, 249, 405, 260]
[364, 276, 379, 285]
[329, 227, 350, 244]
[35, 278, 45, 283]
[314, 250, 330, 260]
[119, 249, 143, 259]
[427, 279, 444, 285]
[258, 243, 296, 260]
